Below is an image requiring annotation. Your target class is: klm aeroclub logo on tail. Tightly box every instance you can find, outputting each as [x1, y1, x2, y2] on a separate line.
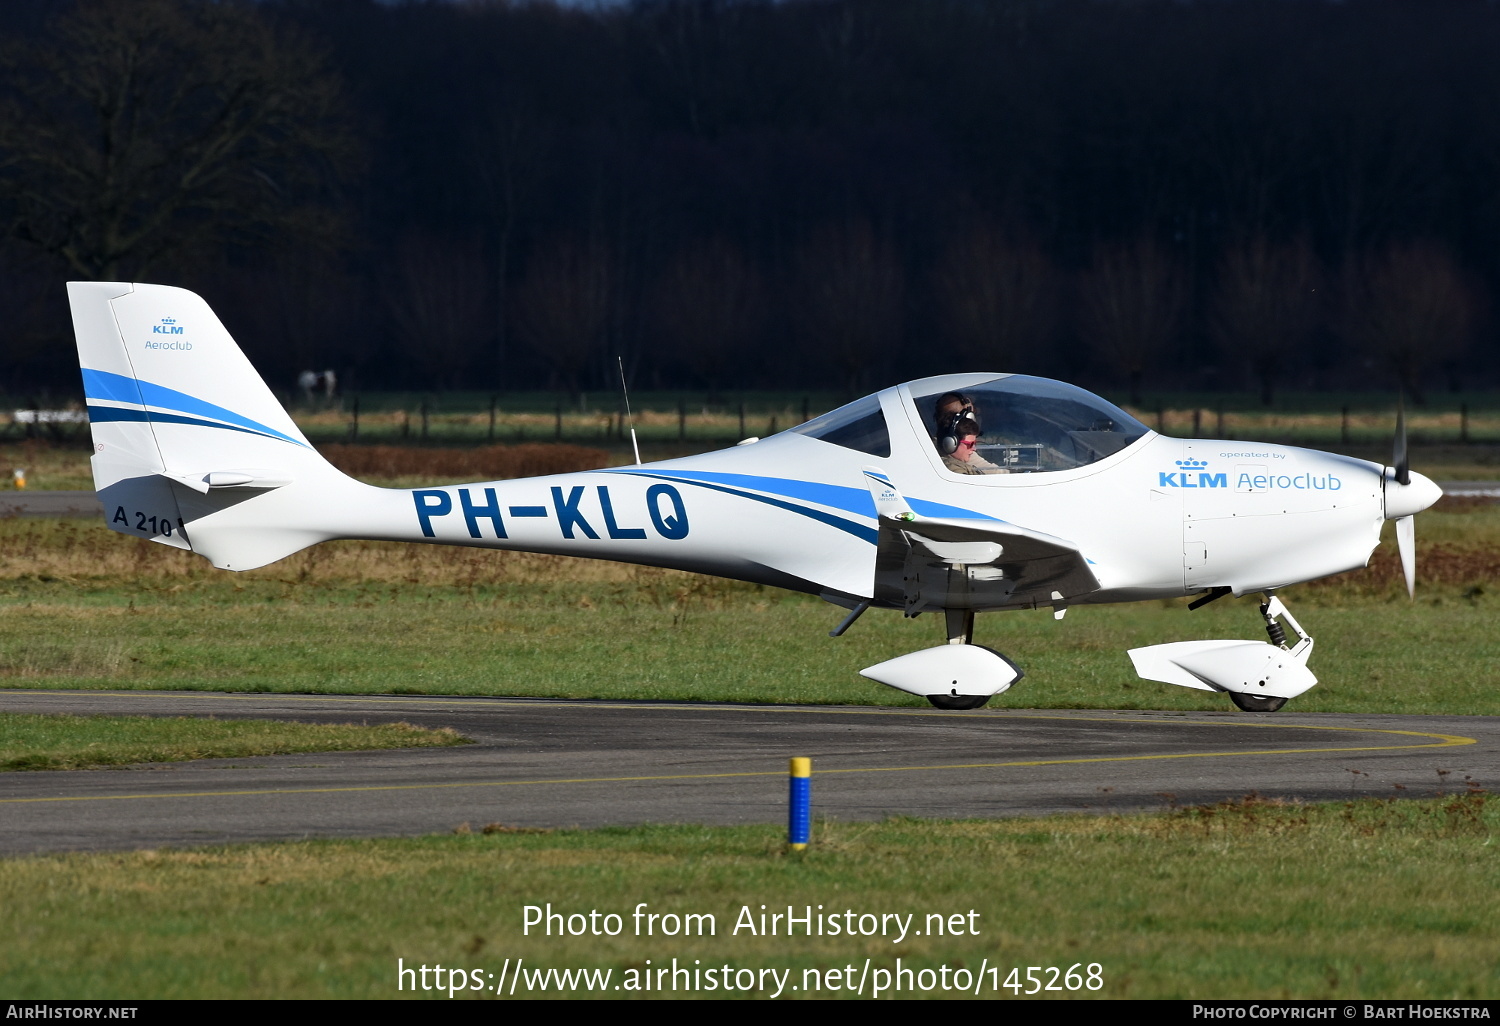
[145, 317, 192, 351]
[1158, 459, 1226, 489]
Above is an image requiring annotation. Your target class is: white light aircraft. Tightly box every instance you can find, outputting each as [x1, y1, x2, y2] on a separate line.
[69, 282, 1442, 711]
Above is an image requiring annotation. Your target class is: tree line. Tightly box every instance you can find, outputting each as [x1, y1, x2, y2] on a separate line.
[0, 0, 1496, 405]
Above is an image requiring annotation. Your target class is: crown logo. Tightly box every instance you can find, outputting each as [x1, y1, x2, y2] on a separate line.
[1174, 459, 1207, 469]
[161, 318, 176, 325]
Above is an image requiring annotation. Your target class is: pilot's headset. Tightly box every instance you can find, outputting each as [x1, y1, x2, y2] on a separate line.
[935, 393, 979, 456]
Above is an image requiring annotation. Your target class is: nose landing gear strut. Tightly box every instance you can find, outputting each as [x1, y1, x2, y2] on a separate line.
[1129, 592, 1317, 712]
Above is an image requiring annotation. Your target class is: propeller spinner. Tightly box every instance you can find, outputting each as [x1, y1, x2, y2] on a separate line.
[1382, 403, 1443, 598]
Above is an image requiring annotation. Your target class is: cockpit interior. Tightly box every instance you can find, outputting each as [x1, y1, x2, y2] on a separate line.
[791, 374, 1149, 474]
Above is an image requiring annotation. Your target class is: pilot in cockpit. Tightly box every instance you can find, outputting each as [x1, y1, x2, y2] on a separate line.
[933, 391, 1006, 475]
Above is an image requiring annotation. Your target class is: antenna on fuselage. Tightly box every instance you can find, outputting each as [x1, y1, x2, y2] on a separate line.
[617, 355, 642, 465]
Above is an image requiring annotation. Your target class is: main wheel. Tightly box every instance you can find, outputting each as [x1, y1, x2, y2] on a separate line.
[927, 694, 990, 710]
[1228, 692, 1287, 712]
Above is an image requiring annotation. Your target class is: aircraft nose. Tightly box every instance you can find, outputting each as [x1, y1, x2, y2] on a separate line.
[1384, 469, 1443, 520]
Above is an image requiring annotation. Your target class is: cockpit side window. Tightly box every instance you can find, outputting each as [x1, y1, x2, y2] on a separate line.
[790, 395, 891, 458]
[913, 376, 1147, 474]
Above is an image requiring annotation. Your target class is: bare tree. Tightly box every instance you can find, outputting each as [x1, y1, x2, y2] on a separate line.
[387, 235, 495, 390]
[0, 0, 353, 280]
[796, 219, 904, 393]
[934, 224, 1057, 372]
[633, 0, 749, 138]
[1076, 238, 1185, 405]
[511, 234, 613, 398]
[0, 241, 72, 387]
[1344, 241, 1480, 403]
[473, 109, 553, 375]
[1210, 235, 1323, 406]
[202, 252, 365, 390]
[649, 236, 763, 396]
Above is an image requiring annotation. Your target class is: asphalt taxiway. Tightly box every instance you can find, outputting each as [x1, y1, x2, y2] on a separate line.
[0, 690, 1492, 855]
[0, 490, 103, 517]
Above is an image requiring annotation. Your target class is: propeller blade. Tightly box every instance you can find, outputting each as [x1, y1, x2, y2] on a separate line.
[1396, 514, 1416, 599]
[1393, 401, 1410, 487]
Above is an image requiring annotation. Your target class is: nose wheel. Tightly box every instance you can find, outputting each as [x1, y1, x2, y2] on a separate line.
[1129, 593, 1317, 711]
[1225, 595, 1303, 712]
[1227, 692, 1288, 712]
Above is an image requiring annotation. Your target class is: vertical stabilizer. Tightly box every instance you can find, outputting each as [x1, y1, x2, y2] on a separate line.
[70, 282, 359, 568]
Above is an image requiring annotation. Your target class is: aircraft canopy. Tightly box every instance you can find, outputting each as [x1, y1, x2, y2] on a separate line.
[912, 374, 1148, 473]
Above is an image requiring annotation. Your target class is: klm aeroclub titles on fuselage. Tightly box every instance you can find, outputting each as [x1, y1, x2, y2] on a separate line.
[413, 482, 690, 541]
[1157, 457, 1343, 492]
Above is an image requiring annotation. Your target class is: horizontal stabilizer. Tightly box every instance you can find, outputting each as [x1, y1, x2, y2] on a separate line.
[163, 470, 293, 494]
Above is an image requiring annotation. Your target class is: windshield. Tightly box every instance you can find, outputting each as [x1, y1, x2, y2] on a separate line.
[789, 394, 891, 458]
[913, 375, 1147, 474]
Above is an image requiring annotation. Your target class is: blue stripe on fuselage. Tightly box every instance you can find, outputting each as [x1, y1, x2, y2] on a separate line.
[616, 472, 878, 544]
[599, 468, 998, 522]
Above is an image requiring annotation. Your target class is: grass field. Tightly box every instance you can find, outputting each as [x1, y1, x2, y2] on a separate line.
[1, 797, 1495, 999]
[0, 713, 465, 771]
[1, 501, 1497, 714]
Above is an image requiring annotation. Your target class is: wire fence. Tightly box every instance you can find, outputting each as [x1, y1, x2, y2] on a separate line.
[6, 393, 1500, 452]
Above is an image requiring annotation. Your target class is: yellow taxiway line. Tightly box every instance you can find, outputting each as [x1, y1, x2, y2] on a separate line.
[0, 690, 1475, 805]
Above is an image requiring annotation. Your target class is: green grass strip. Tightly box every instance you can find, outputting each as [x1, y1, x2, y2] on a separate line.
[3, 585, 1498, 714]
[0, 712, 468, 771]
[1, 797, 1495, 999]
[2, 505, 1498, 715]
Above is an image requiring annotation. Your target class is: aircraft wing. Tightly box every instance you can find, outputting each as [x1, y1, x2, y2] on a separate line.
[863, 470, 1100, 614]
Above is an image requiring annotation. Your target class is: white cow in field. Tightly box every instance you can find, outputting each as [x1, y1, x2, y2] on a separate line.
[297, 369, 337, 402]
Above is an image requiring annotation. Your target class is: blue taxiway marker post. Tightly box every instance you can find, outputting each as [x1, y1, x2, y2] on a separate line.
[788, 757, 811, 851]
